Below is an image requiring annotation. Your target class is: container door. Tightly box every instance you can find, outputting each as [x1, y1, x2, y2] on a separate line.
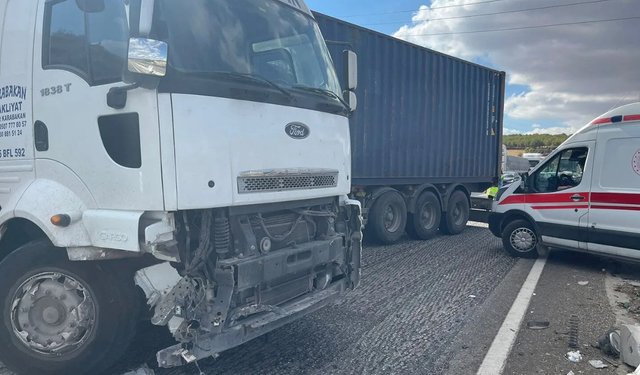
[32, 0, 164, 211]
[525, 144, 593, 249]
[587, 124, 640, 257]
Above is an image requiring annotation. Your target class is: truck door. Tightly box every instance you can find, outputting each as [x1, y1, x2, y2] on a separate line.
[525, 144, 594, 249]
[31, 0, 164, 211]
[587, 124, 640, 257]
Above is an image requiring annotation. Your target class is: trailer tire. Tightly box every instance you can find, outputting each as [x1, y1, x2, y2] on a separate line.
[367, 191, 407, 244]
[406, 191, 441, 240]
[0, 239, 138, 375]
[440, 191, 469, 235]
[502, 220, 539, 259]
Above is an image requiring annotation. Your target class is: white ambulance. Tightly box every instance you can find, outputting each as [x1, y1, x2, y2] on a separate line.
[489, 102, 640, 260]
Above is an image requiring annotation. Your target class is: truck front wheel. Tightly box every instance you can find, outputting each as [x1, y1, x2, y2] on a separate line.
[406, 191, 441, 240]
[502, 220, 539, 258]
[368, 191, 407, 244]
[0, 240, 137, 375]
[440, 191, 469, 235]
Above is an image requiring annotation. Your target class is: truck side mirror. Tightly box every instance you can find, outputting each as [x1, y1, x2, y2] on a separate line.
[127, 37, 168, 77]
[139, 0, 155, 36]
[129, 0, 155, 37]
[343, 50, 358, 91]
[345, 91, 357, 112]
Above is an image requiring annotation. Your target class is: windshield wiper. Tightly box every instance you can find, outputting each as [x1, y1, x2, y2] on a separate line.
[213, 72, 295, 102]
[292, 85, 350, 111]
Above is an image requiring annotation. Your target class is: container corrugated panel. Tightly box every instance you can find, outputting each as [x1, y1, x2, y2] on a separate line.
[314, 12, 506, 186]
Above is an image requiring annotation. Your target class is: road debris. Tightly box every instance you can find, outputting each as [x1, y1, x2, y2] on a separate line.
[578, 281, 589, 286]
[588, 359, 608, 369]
[469, 295, 476, 298]
[615, 283, 640, 318]
[566, 350, 583, 363]
[622, 325, 640, 367]
[568, 315, 580, 348]
[527, 321, 550, 330]
[567, 371, 574, 375]
[597, 329, 621, 357]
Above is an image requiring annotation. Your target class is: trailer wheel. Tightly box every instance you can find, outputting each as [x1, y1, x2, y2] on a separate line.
[440, 191, 469, 235]
[406, 191, 441, 240]
[368, 191, 407, 244]
[502, 220, 539, 259]
[0, 239, 138, 375]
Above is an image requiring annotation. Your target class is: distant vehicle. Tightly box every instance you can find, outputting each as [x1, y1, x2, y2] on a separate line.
[489, 102, 640, 262]
[502, 145, 530, 174]
[502, 172, 519, 185]
[523, 153, 544, 168]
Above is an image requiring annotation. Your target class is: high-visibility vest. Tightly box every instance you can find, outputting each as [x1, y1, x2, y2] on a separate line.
[486, 186, 499, 198]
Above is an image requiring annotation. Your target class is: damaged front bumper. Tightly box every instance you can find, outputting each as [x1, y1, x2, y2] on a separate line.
[135, 198, 362, 368]
[157, 280, 347, 368]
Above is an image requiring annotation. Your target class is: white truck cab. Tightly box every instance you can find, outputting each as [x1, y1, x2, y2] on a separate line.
[490, 102, 640, 260]
[0, 0, 362, 373]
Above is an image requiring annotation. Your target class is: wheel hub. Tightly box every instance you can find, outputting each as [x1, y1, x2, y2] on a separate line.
[419, 203, 436, 228]
[510, 228, 537, 252]
[383, 204, 401, 232]
[10, 272, 96, 356]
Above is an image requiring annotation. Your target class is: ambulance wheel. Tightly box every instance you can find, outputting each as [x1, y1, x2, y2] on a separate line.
[440, 191, 469, 235]
[502, 220, 539, 258]
[406, 191, 441, 240]
[368, 191, 407, 244]
[0, 239, 138, 375]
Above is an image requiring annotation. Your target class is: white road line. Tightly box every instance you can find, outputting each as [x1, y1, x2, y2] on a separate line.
[476, 256, 548, 375]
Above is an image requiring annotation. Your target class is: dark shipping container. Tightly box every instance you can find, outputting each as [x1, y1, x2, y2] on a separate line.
[314, 12, 506, 186]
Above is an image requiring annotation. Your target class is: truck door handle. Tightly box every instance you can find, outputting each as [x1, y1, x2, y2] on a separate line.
[570, 195, 585, 201]
[34, 121, 49, 152]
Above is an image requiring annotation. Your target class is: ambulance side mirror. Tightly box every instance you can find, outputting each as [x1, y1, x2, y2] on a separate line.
[127, 38, 168, 77]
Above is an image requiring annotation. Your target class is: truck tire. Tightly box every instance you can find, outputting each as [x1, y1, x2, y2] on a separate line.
[502, 220, 539, 259]
[0, 239, 138, 375]
[368, 190, 407, 244]
[440, 191, 469, 235]
[406, 191, 441, 240]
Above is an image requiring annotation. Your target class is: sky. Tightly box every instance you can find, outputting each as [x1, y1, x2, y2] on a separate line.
[307, 0, 640, 135]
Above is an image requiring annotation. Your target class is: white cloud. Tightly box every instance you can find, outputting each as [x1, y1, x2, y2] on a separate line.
[503, 127, 520, 135]
[526, 126, 573, 135]
[531, 124, 541, 129]
[392, 0, 640, 130]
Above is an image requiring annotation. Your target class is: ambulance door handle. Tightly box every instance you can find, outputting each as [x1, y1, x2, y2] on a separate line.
[34, 121, 49, 152]
[570, 195, 585, 201]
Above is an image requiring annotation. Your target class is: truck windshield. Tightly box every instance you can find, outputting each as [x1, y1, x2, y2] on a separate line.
[155, 0, 342, 99]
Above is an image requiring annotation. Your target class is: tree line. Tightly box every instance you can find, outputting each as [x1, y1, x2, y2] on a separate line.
[504, 134, 570, 154]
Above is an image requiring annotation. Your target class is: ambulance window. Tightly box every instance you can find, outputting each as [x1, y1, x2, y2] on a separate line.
[44, 0, 128, 86]
[533, 147, 588, 193]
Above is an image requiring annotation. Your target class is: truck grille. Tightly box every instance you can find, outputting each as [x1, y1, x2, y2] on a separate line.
[238, 169, 338, 194]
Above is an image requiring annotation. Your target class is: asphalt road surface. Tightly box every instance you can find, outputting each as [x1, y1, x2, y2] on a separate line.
[3, 224, 637, 375]
[103, 223, 518, 375]
[0, 224, 523, 375]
